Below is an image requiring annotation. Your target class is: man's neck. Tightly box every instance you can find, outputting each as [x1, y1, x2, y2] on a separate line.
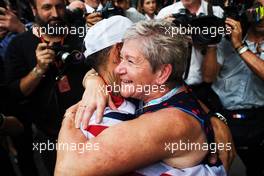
[184, 0, 201, 14]
[85, 0, 99, 9]
[99, 70, 121, 96]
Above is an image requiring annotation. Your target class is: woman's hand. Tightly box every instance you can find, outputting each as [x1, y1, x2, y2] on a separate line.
[68, 75, 116, 129]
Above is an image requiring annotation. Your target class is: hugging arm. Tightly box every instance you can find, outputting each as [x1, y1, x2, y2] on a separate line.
[73, 72, 116, 129]
[66, 74, 236, 172]
[55, 108, 203, 176]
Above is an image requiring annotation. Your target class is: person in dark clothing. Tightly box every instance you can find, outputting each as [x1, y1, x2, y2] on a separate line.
[4, 0, 88, 174]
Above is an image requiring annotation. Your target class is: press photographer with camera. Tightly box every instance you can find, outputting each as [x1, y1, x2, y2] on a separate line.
[85, 0, 146, 27]
[4, 0, 88, 174]
[156, 0, 224, 105]
[203, 0, 264, 175]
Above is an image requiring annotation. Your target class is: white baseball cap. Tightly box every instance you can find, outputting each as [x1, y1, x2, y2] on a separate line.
[83, 15, 133, 58]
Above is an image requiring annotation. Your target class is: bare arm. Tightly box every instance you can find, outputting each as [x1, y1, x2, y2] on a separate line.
[55, 108, 205, 176]
[202, 46, 221, 83]
[20, 68, 44, 96]
[74, 72, 116, 129]
[198, 100, 236, 172]
[20, 43, 55, 96]
[226, 18, 264, 80]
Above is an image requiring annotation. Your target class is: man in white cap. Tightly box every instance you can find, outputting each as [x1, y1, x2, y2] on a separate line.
[79, 15, 136, 136]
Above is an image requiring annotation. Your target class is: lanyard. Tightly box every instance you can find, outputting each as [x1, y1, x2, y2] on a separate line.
[144, 86, 182, 108]
[135, 85, 183, 116]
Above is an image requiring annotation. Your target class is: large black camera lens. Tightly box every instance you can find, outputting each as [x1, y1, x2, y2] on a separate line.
[191, 16, 224, 45]
[100, 1, 124, 19]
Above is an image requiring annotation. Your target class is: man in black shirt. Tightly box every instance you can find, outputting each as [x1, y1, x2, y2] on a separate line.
[4, 0, 88, 174]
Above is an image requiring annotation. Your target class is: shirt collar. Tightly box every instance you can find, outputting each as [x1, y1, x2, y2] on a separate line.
[85, 3, 103, 13]
[177, 0, 207, 16]
[196, 0, 207, 16]
[144, 86, 182, 107]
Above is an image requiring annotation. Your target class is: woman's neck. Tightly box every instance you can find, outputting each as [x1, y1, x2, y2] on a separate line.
[147, 13, 155, 19]
[143, 84, 183, 104]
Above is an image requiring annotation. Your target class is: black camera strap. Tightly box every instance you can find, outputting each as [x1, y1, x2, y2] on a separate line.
[207, 0, 213, 16]
[183, 43, 192, 80]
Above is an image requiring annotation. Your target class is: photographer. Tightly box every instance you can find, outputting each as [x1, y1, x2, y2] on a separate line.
[85, 0, 145, 27]
[4, 0, 88, 174]
[83, 0, 103, 27]
[204, 0, 264, 175]
[0, 0, 32, 61]
[156, 0, 223, 105]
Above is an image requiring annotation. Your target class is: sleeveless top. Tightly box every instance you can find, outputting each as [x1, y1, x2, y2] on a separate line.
[81, 86, 226, 176]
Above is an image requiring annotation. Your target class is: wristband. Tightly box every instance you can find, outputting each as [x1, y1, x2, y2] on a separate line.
[214, 112, 228, 125]
[208, 111, 228, 125]
[236, 45, 249, 55]
[32, 67, 45, 78]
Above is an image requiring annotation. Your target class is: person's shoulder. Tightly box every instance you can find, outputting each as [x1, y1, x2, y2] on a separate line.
[9, 30, 35, 45]
[125, 7, 146, 22]
[157, 2, 182, 19]
[6, 31, 34, 51]
[141, 107, 201, 130]
[137, 107, 204, 143]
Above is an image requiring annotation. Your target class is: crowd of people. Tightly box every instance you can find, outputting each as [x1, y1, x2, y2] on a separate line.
[0, 0, 263, 176]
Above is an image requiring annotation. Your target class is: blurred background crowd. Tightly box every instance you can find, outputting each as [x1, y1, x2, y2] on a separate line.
[0, 0, 263, 175]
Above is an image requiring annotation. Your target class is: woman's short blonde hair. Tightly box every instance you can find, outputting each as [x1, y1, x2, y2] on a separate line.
[124, 20, 189, 84]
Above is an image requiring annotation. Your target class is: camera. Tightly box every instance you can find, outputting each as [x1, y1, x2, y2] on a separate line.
[224, 1, 249, 29]
[172, 9, 196, 27]
[65, 8, 87, 26]
[50, 43, 84, 64]
[99, 1, 124, 19]
[172, 9, 224, 45]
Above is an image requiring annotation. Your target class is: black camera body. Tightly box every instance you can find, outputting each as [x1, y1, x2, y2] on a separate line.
[223, 0, 253, 39]
[99, 1, 124, 19]
[172, 9, 224, 45]
[172, 9, 195, 27]
[65, 8, 87, 26]
[50, 43, 83, 64]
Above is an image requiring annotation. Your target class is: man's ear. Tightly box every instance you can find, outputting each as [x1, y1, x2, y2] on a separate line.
[155, 64, 172, 85]
[116, 43, 123, 51]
